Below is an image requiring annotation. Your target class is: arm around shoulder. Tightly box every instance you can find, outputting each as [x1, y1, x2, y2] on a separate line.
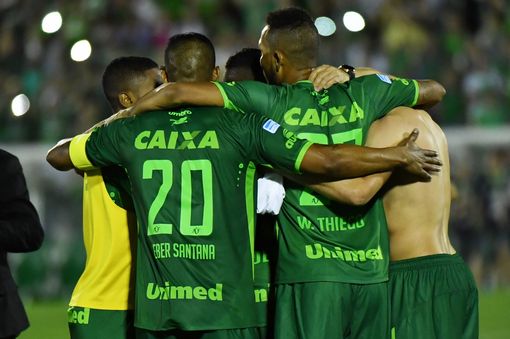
[46, 138, 73, 171]
[415, 79, 446, 108]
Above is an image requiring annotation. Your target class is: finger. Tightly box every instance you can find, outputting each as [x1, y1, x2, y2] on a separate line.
[313, 68, 333, 85]
[309, 65, 329, 82]
[315, 74, 337, 91]
[423, 164, 442, 173]
[423, 156, 442, 166]
[422, 149, 439, 157]
[409, 128, 419, 142]
[417, 169, 432, 181]
[314, 70, 347, 90]
[322, 73, 343, 89]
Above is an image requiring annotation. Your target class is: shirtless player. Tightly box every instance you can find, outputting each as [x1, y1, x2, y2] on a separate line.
[307, 106, 479, 338]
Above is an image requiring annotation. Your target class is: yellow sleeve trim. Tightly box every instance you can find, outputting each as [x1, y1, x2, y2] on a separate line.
[70, 133, 96, 170]
[295, 141, 314, 173]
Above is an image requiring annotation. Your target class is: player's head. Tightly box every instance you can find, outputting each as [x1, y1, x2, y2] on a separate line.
[102, 56, 163, 112]
[259, 7, 319, 84]
[164, 32, 219, 82]
[224, 48, 266, 82]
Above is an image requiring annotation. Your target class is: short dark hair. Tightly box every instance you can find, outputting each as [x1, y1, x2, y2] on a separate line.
[102, 56, 158, 111]
[224, 48, 265, 82]
[265, 7, 319, 68]
[164, 32, 216, 82]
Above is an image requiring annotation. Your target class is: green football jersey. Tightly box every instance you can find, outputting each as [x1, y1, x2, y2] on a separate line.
[69, 107, 312, 331]
[214, 74, 419, 284]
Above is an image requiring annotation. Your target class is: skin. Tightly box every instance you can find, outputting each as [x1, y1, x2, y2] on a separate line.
[258, 25, 446, 107]
[124, 25, 444, 117]
[118, 68, 165, 109]
[46, 67, 164, 170]
[303, 107, 455, 260]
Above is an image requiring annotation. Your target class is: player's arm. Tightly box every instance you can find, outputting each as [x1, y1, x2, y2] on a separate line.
[121, 80, 277, 121]
[309, 65, 445, 108]
[298, 128, 441, 181]
[47, 121, 124, 172]
[46, 138, 73, 171]
[287, 112, 403, 205]
[125, 81, 224, 117]
[242, 113, 441, 186]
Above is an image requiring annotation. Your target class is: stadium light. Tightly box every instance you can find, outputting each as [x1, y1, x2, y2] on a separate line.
[343, 11, 365, 32]
[315, 16, 336, 36]
[41, 11, 62, 34]
[11, 94, 30, 117]
[70, 40, 92, 62]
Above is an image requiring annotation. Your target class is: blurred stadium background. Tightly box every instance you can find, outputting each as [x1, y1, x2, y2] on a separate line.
[1, 0, 509, 337]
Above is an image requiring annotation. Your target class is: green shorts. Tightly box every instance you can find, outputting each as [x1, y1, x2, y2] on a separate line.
[67, 306, 135, 339]
[274, 281, 389, 339]
[389, 254, 479, 339]
[135, 327, 262, 339]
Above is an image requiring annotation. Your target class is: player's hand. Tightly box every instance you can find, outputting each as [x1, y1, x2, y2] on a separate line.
[398, 128, 442, 180]
[309, 65, 350, 91]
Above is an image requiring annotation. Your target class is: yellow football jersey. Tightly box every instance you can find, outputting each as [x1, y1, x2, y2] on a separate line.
[69, 168, 136, 310]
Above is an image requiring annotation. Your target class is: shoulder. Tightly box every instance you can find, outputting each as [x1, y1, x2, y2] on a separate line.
[368, 108, 432, 146]
[0, 149, 18, 162]
[0, 149, 22, 174]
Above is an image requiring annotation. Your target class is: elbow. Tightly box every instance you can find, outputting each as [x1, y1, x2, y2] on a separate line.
[46, 149, 72, 171]
[27, 224, 44, 251]
[433, 81, 447, 103]
[348, 187, 372, 206]
[426, 80, 446, 106]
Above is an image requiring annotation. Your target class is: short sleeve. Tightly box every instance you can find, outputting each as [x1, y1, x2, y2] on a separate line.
[357, 74, 419, 120]
[234, 112, 313, 173]
[213, 80, 281, 118]
[70, 120, 127, 170]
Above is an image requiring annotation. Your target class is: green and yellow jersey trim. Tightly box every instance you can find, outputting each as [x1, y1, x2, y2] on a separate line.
[294, 141, 314, 172]
[212, 81, 245, 113]
[70, 133, 95, 170]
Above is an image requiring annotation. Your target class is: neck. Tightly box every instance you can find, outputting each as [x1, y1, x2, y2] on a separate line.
[280, 67, 313, 84]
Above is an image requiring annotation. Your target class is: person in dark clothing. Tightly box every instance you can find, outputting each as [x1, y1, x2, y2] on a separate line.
[0, 149, 44, 339]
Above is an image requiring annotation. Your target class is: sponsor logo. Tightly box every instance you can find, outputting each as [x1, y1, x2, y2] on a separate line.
[169, 117, 188, 125]
[283, 104, 365, 127]
[254, 284, 270, 303]
[376, 74, 392, 84]
[134, 130, 219, 150]
[262, 119, 280, 134]
[146, 282, 223, 301]
[305, 243, 383, 262]
[68, 307, 90, 325]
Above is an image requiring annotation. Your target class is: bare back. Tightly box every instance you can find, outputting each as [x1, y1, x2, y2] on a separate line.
[372, 107, 455, 260]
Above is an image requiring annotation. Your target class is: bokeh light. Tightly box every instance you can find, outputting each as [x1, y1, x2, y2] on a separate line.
[70, 40, 92, 62]
[342, 11, 365, 32]
[315, 16, 336, 36]
[11, 94, 30, 117]
[41, 11, 63, 34]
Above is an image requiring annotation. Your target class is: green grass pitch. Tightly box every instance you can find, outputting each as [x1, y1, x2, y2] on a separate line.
[18, 289, 510, 338]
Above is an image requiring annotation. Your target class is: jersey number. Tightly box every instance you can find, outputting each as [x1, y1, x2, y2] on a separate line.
[143, 159, 213, 236]
[297, 129, 362, 206]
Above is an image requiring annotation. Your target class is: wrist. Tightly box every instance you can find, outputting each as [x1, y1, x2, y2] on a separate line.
[384, 146, 408, 168]
[339, 64, 356, 81]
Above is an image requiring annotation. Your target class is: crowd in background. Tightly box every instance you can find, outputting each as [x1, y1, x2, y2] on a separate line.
[1, 0, 509, 298]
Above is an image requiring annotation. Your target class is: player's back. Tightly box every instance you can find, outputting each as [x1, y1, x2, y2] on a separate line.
[378, 107, 455, 260]
[84, 106, 309, 331]
[214, 76, 420, 284]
